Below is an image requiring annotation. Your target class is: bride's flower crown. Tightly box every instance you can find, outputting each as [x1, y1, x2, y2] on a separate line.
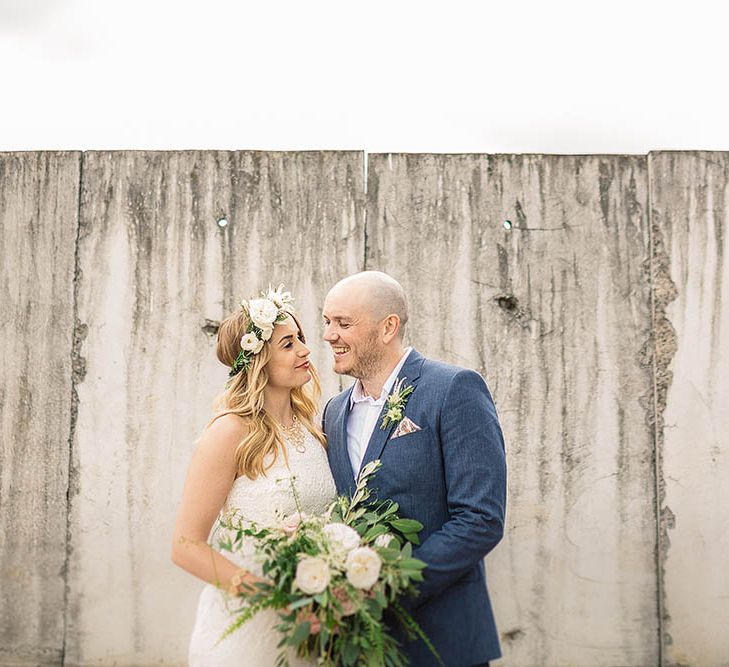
[229, 284, 294, 378]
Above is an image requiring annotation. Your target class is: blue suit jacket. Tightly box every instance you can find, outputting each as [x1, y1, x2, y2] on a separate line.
[323, 349, 507, 667]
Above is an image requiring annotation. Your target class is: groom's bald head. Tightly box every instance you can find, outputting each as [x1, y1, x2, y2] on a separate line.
[328, 271, 409, 337]
[323, 271, 409, 381]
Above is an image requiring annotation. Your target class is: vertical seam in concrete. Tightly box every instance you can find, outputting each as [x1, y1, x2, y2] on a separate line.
[647, 152, 665, 667]
[363, 150, 369, 269]
[61, 151, 85, 666]
[363, 149, 368, 195]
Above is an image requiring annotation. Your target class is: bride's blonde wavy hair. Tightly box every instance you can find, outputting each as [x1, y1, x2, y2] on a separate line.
[209, 306, 326, 480]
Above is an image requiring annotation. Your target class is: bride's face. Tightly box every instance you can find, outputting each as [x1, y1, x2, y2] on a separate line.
[265, 316, 312, 389]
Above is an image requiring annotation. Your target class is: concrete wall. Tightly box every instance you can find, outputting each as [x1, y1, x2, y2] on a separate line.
[367, 154, 657, 666]
[649, 152, 729, 666]
[65, 151, 364, 666]
[0, 152, 80, 667]
[0, 151, 726, 666]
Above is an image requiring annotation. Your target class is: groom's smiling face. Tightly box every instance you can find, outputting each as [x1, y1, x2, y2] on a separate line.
[322, 285, 384, 379]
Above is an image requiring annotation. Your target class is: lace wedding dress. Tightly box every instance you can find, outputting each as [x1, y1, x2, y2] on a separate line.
[188, 429, 337, 666]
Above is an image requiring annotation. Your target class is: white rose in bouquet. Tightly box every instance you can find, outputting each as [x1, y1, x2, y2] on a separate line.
[324, 522, 360, 553]
[345, 547, 382, 590]
[374, 533, 395, 549]
[248, 298, 279, 329]
[295, 556, 330, 595]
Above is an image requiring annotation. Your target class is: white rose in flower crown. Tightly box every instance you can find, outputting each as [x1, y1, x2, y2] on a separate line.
[374, 533, 395, 549]
[295, 556, 331, 595]
[268, 284, 292, 309]
[258, 325, 273, 341]
[345, 546, 382, 590]
[248, 298, 279, 329]
[324, 523, 361, 553]
[240, 332, 264, 354]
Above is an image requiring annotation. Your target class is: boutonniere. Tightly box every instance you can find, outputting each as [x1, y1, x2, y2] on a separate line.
[380, 378, 414, 430]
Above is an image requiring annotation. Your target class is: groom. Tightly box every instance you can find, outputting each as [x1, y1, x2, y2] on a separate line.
[322, 271, 507, 667]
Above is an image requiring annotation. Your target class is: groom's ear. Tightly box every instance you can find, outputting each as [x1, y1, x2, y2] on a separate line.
[381, 314, 401, 344]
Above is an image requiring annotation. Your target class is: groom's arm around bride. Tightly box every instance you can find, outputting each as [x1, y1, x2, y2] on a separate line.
[321, 271, 507, 667]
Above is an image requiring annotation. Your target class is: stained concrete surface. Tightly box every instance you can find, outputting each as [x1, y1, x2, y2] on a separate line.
[1, 151, 728, 666]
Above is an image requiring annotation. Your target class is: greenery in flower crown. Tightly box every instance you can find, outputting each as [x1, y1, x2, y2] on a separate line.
[228, 284, 295, 379]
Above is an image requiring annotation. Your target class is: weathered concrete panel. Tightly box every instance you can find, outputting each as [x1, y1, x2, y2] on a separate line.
[66, 151, 364, 665]
[7, 149, 726, 665]
[0, 152, 81, 665]
[367, 154, 657, 667]
[650, 152, 729, 667]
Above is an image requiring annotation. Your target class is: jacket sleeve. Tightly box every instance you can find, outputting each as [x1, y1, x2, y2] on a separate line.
[411, 368, 507, 607]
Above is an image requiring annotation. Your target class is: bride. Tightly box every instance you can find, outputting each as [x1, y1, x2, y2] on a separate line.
[172, 285, 336, 666]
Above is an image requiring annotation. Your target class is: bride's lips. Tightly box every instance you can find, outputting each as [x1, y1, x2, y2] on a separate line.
[295, 361, 310, 370]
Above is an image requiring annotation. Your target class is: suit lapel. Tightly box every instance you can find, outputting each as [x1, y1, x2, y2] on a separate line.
[358, 349, 425, 475]
[330, 387, 357, 495]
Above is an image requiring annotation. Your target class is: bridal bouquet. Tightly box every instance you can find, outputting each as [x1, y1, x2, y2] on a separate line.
[216, 460, 442, 667]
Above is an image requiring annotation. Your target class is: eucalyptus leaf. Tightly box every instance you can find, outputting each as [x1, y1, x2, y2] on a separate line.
[290, 621, 311, 646]
[390, 518, 423, 533]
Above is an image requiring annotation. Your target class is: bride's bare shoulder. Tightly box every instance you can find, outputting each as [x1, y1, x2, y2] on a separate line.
[200, 413, 252, 449]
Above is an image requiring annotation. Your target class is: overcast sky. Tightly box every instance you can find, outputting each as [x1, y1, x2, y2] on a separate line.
[1, 0, 727, 153]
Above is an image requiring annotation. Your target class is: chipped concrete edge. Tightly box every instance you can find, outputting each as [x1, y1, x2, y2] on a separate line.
[644, 152, 679, 667]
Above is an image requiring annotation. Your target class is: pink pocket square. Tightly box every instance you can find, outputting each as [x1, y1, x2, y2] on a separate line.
[391, 416, 422, 439]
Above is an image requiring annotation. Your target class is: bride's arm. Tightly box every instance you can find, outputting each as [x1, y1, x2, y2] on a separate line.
[171, 414, 260, 594]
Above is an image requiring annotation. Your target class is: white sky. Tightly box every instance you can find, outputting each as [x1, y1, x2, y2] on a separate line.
[1, 0, 728, 153]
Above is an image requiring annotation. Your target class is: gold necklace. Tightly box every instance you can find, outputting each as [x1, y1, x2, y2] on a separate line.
[280, 414, 306, 453]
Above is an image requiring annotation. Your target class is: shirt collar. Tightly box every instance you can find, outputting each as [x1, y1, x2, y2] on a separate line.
[350, 347, 413, 408]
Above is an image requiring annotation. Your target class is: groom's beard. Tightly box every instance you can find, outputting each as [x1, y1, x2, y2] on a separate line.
[345, 333, 385, 383]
